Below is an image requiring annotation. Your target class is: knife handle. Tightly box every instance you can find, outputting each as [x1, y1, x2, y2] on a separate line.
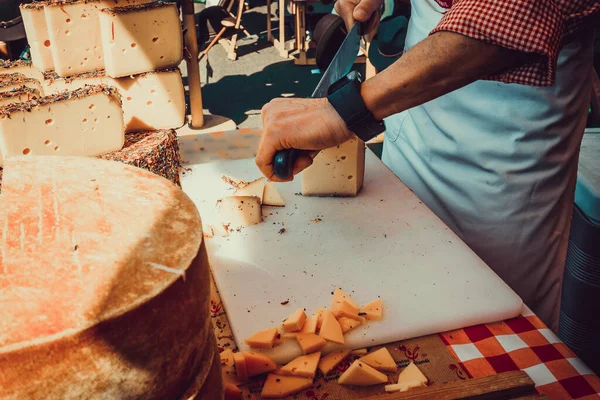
[273, 148, 300, 180]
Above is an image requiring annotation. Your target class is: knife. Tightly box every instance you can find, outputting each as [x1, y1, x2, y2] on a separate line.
[272, 21, 362, 180]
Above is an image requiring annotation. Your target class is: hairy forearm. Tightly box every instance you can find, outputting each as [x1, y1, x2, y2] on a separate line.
[361, 31, 533, 120]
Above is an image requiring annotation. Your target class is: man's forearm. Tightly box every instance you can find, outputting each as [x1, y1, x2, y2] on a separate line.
[361, 31, 534, 120]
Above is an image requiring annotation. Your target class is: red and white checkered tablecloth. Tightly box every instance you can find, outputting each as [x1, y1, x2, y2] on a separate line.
[440, 307, 600, 399]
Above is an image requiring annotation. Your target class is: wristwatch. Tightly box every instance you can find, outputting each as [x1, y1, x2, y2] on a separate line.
[326, 70, 385, 142]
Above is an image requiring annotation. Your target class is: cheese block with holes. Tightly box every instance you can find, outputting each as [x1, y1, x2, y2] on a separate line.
[0, 60, 44, 83]
[99, 2, 183, 78]
[0, 87, 40, 108]
[43, 70, 106, 94]
[301, 137, 365, 196]
[0, 156, 213, 399]
[0, 85, 124, 168]
[20, 2, 55, 71]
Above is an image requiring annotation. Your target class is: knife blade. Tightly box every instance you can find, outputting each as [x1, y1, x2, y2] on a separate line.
[272, 22, 362, 180]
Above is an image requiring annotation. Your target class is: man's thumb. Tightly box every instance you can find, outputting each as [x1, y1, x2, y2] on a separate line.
[352, 0, 379, 21]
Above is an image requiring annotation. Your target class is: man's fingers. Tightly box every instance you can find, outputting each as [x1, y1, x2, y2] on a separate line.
[334, 0, 357, 32]
[353, 0, 380, 22]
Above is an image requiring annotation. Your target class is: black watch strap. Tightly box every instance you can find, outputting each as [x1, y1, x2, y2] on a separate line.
[327, 71, 385, 142]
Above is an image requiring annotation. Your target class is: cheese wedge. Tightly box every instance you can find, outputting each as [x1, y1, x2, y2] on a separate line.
[385, 380, 426, 393]
[234, 177, 266, 200]
[261, 374, 313, 399]
[279, 352, 321, 378]
[359, 348, 397, 373]
[315, 308, 329, 330]
[0, 60, 44, 83]
[20, 2, 55, 71]
[296, 333, 327, 355]
[397, 362, 428, 386]
[338, 360, 388, 386]
[245, 327, 278, 349]
[331, 288, 360, 314]
[300, 315, 318, 334]
[319, 309, 345, 344]
[43, 70, 105, 94]
[233, 352, 249, 381]
[219, 196, 263, 228]
[263, 181, 285, 206]
[0, 85, 124, 168]
[301, 137, 365, 197]
[241, 351, 278, 377]
[333, 301, 362, 321]
[361, 298, 384, 321]
[105, 68, 185, 132]
[318, 350, 351, 375]
[0, 87, 40, 108]
[99, 2, 183, 78]
[282, 308, 307, 332]
[338, 317, 361, 334]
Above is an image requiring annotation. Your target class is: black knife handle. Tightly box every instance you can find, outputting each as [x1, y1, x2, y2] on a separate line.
[273, 148, 299, 180]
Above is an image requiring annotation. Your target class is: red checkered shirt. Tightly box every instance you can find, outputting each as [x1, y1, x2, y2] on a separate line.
[430, 0, 600, 86]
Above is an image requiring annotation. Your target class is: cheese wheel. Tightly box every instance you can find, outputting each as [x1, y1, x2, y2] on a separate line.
[0, 156, 215, 399]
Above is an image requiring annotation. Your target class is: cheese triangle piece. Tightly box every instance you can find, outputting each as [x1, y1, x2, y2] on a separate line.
[331, 288, 360, 314]
[219, 196, 262, 227]
[359, 348, 398, 372]
[338, 317, 361, 334]
[234, 177, 266, 200]
[397, 362, 428, 385]
[338, 360, 388, 386]
[315, 308, 328, 330]
[245, 327, 278, 349]
[241, 351, 277, 377]
[318, 350, 351, 376]
[300, 315, 318, 334]
[279, 352, 321, 378]
[261, 374, 313, 398]
[233, 352, 249, 381]
[282, 308, 307, 332]
[318, 309, 345, 344]
[263, 181, 285, 206]
[360, 298, 384, 321]
[296, 333, 326, 355]
[333, 301, 362, 321]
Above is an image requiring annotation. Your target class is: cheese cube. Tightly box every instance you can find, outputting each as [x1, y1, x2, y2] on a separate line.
[318, 309, 345, 344]
[279, 352, 321, 378]
[0, 85, 124, 168]
[0, 60, 44, 83]
[20, 3, 55, 71]
[299, 315, 318, 334]
[296, 333, 326, 355]
[43, 70, 106, 94]
[104, 68, 185, 132]
[318, 350, 351, 375]
[244, 327, 278, 349]
[219, 196, 263, 228]
[338, 360, 388, 386]
[359, 348, 397, 372]
[301, 137, 365, 196]
[99, 3, 183, 78]
[0, 87, 41, 108]
[0, 74, 44, 95]
[282, 308, 308, 332]
[261, 374, 314, 399]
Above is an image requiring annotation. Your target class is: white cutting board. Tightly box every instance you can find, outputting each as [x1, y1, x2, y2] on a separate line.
[180, 150, 523, 364]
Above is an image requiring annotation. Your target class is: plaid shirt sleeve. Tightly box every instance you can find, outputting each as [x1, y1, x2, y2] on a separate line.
[430, 0, 600, 86]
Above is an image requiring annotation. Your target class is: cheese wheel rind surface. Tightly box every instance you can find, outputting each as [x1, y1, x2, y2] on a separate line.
[0, 156, 209, 399]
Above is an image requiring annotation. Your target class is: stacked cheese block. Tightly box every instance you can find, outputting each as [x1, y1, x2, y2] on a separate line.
[218, 289, 429, 398]
[0, 156, 221, 399]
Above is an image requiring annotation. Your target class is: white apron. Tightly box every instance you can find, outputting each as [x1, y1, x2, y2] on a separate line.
[382, 0, 594, 332]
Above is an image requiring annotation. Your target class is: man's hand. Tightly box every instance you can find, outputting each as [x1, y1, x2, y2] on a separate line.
[334, 0, 382, 34]
[256, 97, 354, 182]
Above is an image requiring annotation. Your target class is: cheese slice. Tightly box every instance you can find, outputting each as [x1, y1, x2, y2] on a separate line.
[219, 196, 263, 228]
[301, 137, 365, 197]
[331, 288, 360, 314]
[263, 181, 285, 206]
[351, 348, 368, 356]
[43, 70, 105, 94]
[300, 315, 318, 334]
[385, 380, 426, 393]
[99, 3, 184, 78]
[233, 352, 249, 381]
[359, 348, 397, 373]
[282, 308, 307, 332]
[296, 333, 327, 355]
[333, 301, 362, 321]
[338, 317, 361, 334]
[318, 309, 345, 344]
[281, 332, 298, 339]
[104, 68, 185, 132]
[318, 350, 351, 375]
[245, 327, 278, 349]
[241, 351, 278, 377]
[20, 3, 55, 71]
[234, 177, 266, 200]
[261, 374, 313, 399]
[279, 352, 321, 378]
[0, 85, 124, 168]
[0, 60, 44, 83]
[0, 87, 40, 108]
[0, 74, 43, 94]
[360, 298, 384, 321]
[397, 362, 428, 386]
[338, 360, 388, 386]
